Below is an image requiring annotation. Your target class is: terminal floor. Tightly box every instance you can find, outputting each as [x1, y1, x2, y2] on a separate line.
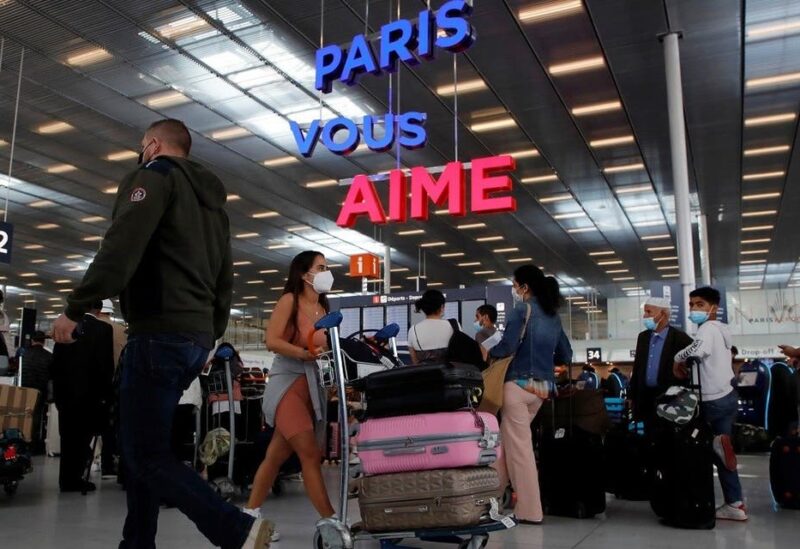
[1, 454, 796, 548]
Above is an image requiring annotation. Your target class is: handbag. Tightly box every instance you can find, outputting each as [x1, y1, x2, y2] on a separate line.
[477, 303, 531, 415]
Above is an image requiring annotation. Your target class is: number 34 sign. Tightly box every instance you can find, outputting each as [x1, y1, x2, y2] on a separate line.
[0, 222, 13, 265]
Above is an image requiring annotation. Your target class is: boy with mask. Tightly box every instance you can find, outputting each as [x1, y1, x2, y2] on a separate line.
[629, 297, 693, 434]
[674, 286, 746, 522]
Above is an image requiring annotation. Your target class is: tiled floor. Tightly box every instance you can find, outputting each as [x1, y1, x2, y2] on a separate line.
[0, 454, 796, 548]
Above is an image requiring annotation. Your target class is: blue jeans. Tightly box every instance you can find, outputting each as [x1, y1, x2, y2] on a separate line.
[119, 334, 253, 549]
[701, 391, 743, 505]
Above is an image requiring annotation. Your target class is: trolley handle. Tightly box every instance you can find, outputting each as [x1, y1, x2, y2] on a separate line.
[306, 311, 344, 359]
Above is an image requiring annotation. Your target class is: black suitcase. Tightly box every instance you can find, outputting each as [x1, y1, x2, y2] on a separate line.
[604, 427, 652, 501]
[537, 425, 606, 518]
[770, 436, 800, 509]
[349, 362, 483, 419]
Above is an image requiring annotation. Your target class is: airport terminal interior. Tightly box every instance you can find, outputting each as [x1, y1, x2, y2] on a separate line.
[1, 0, 800, 548]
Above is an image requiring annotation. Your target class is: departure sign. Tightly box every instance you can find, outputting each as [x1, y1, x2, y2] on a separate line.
[586, 348, 602, 363]
[0, 222, 13, 265]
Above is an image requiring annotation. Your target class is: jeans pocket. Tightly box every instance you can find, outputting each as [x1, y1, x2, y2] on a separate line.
[146, 338, 196, 390]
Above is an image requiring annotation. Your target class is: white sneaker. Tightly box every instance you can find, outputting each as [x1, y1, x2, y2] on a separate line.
[242, 507, 281, 542]
[715, 502, 748, 522]
[242, 518, 275, 548]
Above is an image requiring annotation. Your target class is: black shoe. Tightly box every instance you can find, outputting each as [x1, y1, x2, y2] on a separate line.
[61, 481, 96, 493]
[518, 519, 543, 526]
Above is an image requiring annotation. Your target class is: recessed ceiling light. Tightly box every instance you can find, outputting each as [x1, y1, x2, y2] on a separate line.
[81, 216, 105, 223]
[741, 238, 771, 244]
[603, 162, 645, 174]
[507, 149, 540, 159]
[436, 78, 487, 96]
[641, 233, 670, 240]
[474, 270, 496, 275]
[743, 145, 790, 156]
[19, 272, 37, 278]
[103, 186, 118, 194]
[746, 71, 800, 88]
[634, 220, 664, 228]
[29, 200, 56, 208]
[549, 55, 605, 76]
[36, 121, 74, 134]
[420, 241, 446, 248]
[427, 282, 444, 287]
[155, 15, 211, 39]
[742, 171, 784, 181]
[251, 211, 279, 219]
[743, 192, 781, 201]
[457, 222, 487, 230]
[741, 259, 767, 264]
[26, 282, 42, 287]
[267, 243, 290, 250]
[518, 0, 583, 23]
[747, 20, 800, 39]
[647, 245, 675, 252]
[590, 135, 635, 148]
[554, 212, 586, 220]
[744, 112, 796, 126]
[615, 184, 652, 195]
[653, 256, 679, 262]
[36, 223, 59, 230]
[441, 252, 465, 258]
[46, 163, 77, 174]
[613, 276, 635, 281]
[391, 267, 410, 273]
[233, 261, 252, 266]
[144, 90, 190, 108]
[106, 150, 138, 161]
[476, 236, 504, 242]
[521, 173, 559, 183]
[259, 269, 278, 274]
[494, 247, 520, 253]
[210, 126, 250, 141]
[458, 261, 481, 267]
[606, 269, 629, 274]
[567, 227, 597, 233]
[508, 257, 533, 263]
[470, 117, 517, 132]
[539, 193, 572, 203]
[236, 232, 259, 239]
[741, 249, 769, 255]
[269, 285, 284, 290]
[597, 259, 623, 266]
[398, 229, 425, 236]
[742, 210, 777, 218]
[742, 224, 774, 232]
[657, 265, 679, 271]
[263, 156, 299, 167]
[306, 179, 338, 188]
[23, 244, 44, 250]
[589, 251, 615, 256]
[572, 100, 621, 117]
[227, 194, 241, 201]
[246, 280, 263, 285]
[58, 288, 71, 293]
[82, 235, 102, 242]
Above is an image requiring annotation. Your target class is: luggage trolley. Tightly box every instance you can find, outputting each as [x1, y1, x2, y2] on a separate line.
[310, 312, 517, 549]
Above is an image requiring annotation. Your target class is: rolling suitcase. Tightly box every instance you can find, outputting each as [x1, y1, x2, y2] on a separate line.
[356, 411, 500, 476]
[769, 436, 800, 509]
[350, 363, 482, 419]
[604, 426, 652, 501]
[650, 357, 715, 529]
[356, 467, 499, 532]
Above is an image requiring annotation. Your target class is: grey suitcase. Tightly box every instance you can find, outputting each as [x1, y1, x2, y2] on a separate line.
[356, 467, 499, 532]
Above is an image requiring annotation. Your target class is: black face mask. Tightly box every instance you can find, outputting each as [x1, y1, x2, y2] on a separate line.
[138, 140, 155, 165]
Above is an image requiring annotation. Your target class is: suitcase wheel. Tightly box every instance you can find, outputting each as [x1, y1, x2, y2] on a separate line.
[459, 534, 488, 549]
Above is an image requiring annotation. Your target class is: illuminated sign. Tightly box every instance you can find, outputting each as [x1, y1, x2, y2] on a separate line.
[349, 253, 381, 279]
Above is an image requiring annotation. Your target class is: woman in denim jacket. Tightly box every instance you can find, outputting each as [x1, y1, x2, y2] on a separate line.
[490, 265, 572, 524]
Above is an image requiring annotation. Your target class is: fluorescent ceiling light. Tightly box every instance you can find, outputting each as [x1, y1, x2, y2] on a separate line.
[657, 265, 679, 271]
[26, 283, 42, 287]
[605, 269, 628, 274]
[306, 179, 338, 188]
[398, 229, 425, 236]
[36, 223, 59, 230]
[508, 257, 533, 263]
[742, 224, 774, 232]
[286, 225, 312, 232]
[420, 241, 446, 248]
[19, 273, 37, 278]
[263, 156, 299, 167]
[653, 256, 679, 262]
[46, 163, 77, 174]
[739, 285, 762, 290]
[634, 220, 663, 227]
[66, 254, 82, 259]
[144, 90, 190, 108]
[29, 200, 55, 208]
[474, 270, 496, 275]
[82, 235, 102, 242]
[590, 135, 635, 148]
[549, 56, 605, 76]
[747, 19, 800, 39]
[742, 171, 784, 181]
[743, 145, 790, 156]
[476, 236, 504, 242]
[589, 251, 614, 256]
[457, 222, 487, 230]
[436, 78, 487, 96]
[488, 278, 509, 283]
[553, 211, 586, 220]
[252, 211, 279, 219]
[741, 259, 767, 264]
[267, 243, 290, 250]
[229, 67, 282, 88]
[66, 47, 112, 66]
[507, 149, 539, 159]
[470, 117, 517, 132]
[23, 244, 44, 250]
[625, 204, 660, 212]
[259, 269, 279, 274]
[441, 252, 465, 258]
[647, 245, 675, 252]
[597, 259, 623, 266]
[81, 216, 105, 223]
[427, 282, 443, 287]
[458, 261, 481, 267]
[233, 261, 252, 266]
[746, 71, 800, 88]
[494, 247, 520, 253]
[210, 126, 250, 140]
[236, 232, 259, 239]
[615, 184, 651, 195]
[103, 186, 118, 194]
[572, 100, 621, 116]
[567, 227, 597, 233]
[522, 174, 559, 183]
[155, 15, 211, 39]
[106, 150, 138, 161]
[742, 210, 777, 218]
[539, 193, 572, 203]
[518, 0, 583, 23]
[246, 280, 263, 285]
[744, 113, 796, 126]
[613, 277, 635, 281]
[603, 162, 644, 174]
[36, 121, 74, 134]
[227, 194, 241, 201]
[641, 233, 670, 240]
[391, 267, 410, 272]
[741, 249, 769, 255]
[741, 238, 771, 244]
[743, 192, 781, 201]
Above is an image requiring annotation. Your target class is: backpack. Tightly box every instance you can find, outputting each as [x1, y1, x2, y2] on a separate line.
[446, 319, 487, 370]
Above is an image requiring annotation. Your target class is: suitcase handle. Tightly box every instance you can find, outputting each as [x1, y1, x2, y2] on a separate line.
[382, 446, 426, 456]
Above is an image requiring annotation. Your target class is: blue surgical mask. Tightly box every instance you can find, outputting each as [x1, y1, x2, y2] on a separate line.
[643, 317, 657, 331]
[473, 321, 482, 332]
[689, 311, 710, 325]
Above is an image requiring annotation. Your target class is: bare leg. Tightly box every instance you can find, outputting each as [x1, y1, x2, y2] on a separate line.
[288, 430, 336, 517]
[246, 431, 294, 509]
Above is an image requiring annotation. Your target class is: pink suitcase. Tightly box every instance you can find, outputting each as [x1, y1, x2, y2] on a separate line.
[356, 411, 501, 476]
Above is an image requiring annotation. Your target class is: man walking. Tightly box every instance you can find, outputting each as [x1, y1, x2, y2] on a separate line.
[53, 119, 273, 547]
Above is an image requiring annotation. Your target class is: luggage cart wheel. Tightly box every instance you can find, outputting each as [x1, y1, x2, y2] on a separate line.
[314, 517, 353, 549]
[459, 534, 488, 549]
[4, 481, 18, 495]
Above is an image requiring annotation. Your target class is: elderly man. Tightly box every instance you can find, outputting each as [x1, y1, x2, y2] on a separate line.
[629, 297, 693, 433]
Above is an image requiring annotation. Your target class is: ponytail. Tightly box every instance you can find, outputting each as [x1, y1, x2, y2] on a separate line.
[513, 265, 561, 316]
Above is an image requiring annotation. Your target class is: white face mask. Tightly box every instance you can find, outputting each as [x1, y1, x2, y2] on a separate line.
[309, 270, 334, 294]
[511, 286, 524, 304]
